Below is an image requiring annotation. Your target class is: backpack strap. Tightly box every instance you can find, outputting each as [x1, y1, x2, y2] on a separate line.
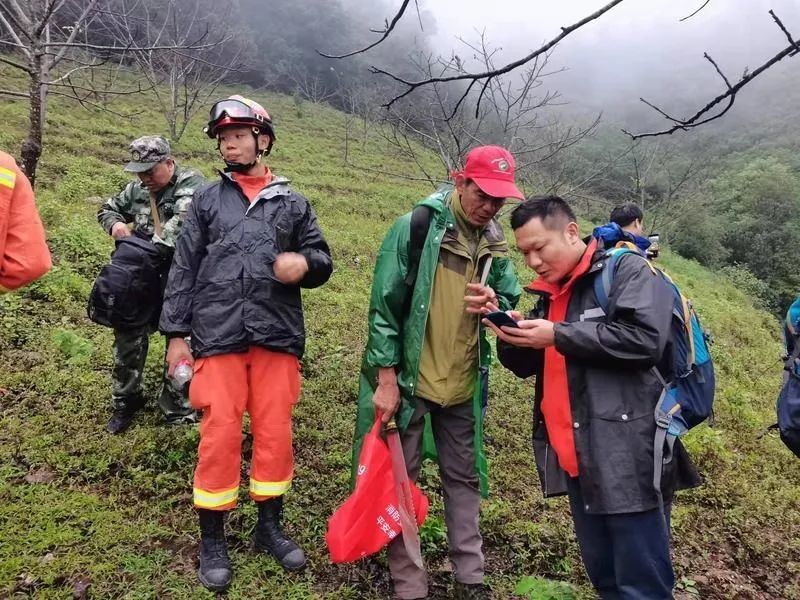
[405, 204, 433, 288]
[614, 240, 640, 253]
[593, 247, 654, 314]
[651, 367, 687, 524]
[785, 298, 800, 338]
[785, 333, 800, 372]
[148, 191, 163, 239]
[682, 298, 697, 367]
[652, 373, 670, 504]
[592, 250, 618, 314]
[656, 267, 700, 368]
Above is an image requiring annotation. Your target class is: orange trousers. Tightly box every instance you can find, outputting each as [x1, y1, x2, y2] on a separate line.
[189, 346, 300, 510]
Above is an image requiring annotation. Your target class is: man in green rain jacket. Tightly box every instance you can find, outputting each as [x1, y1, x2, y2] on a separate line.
[354, 146, 524, 600]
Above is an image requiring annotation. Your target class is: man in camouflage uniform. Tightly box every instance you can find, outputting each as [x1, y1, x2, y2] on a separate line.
[97, 136, 206, 433]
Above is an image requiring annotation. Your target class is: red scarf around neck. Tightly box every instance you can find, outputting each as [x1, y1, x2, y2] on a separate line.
[528, 239, 597, 477]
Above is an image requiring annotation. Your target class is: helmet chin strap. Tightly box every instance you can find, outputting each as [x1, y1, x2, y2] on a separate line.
[222, 158, 259, 173]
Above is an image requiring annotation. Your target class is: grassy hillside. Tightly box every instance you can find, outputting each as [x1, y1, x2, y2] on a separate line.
[1, 70, 799, 599]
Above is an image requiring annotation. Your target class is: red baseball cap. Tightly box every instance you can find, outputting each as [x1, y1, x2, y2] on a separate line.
[458, 145, 524, 200]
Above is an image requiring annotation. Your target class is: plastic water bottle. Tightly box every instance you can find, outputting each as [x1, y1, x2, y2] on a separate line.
[173, 359, 193, 387]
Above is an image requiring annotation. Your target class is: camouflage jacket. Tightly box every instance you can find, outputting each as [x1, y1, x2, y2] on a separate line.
[97, 164, 206, 248]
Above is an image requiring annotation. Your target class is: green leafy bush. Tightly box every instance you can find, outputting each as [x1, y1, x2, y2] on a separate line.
[514, 575, 577, 600]
[719, 264, 778, 312]
[51, 328, 94, 365]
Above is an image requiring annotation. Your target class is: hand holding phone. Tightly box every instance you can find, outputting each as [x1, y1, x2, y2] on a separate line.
[483, 311, 556, 349]
[483, 310, 519, 329]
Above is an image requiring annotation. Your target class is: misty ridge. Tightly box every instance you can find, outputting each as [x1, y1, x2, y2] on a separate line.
[408, 0, 800, 130]
[255, 0, 800, 152]
[5, 0, 798, 148]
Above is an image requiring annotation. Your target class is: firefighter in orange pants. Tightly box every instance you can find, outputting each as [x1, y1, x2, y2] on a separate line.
[160, 95, 333, 592]
[190, 347, 300, 510]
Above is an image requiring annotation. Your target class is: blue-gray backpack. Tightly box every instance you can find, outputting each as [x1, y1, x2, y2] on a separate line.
[776, 298, 800, 458]
[594, 244, 716, 495]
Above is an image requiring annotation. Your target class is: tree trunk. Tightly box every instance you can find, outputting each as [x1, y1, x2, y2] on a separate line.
[169, 70, 179, 140]
[21, 53, 44, 187]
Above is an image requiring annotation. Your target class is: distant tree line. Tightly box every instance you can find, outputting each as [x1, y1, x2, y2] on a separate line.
[561, 106, 800, 314]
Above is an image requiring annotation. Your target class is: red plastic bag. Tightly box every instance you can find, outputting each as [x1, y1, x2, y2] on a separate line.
[326, 419, 428, 563]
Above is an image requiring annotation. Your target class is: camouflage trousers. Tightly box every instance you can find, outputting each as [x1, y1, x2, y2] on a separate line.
[111, 326, 194, 423]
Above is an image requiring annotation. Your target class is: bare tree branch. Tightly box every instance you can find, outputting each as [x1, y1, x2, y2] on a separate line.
[413, 0, 424, 31]
[45, 59, 109, 85]
[47, 87, 144, 118]
[0, 9, 30, 57]
[0, 53, 31, 73]
[516, 114, 602, 171]
[633, 51, 732, 130]
[5, 0, 32, 30]
[169, 45, 241, 71]
[49, 77, 153, 95]
[317, 0, 412, 59]
[0, 39, 28, 49]
[369, 0, 626, 112]
[95, 0, 248, 140]
[624, 19, 799, 140]
[375, 33, 596, 188]
[44, 40, 220, 52]
[703, 52, 733, 89]
[680, 0, 711, 23]
[34, 0, 68, 38]
[51, 0, 101, 65]
[771, 9, 800, 55]
[0, 88, 30, 99]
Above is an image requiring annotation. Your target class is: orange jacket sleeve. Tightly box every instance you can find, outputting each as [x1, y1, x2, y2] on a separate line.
[0, 152, 52, 293]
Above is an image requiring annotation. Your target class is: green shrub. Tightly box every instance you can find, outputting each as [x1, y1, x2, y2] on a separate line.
[515, 575, 577, 600]
[25, 262, 90, 307]
[719, 264, 778, 313]
[51, 328, 94, 365]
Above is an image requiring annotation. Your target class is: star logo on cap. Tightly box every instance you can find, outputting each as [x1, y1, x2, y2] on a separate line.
[497, 159, 509, 172]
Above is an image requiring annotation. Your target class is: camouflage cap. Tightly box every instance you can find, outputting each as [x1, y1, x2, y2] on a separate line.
[124, 136, 171, 173]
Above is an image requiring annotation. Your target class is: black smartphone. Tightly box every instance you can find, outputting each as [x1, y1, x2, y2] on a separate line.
[484, 311, 519, 329]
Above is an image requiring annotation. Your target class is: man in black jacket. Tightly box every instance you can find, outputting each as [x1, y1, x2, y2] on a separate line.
[483, 196, 698, 599]
[160, 95, 333, 592]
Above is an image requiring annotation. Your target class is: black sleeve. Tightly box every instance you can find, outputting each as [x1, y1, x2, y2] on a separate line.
[553, 254, 673, 369]
[496, 339, 543, 379]
[159, 188, 208, 336]
[295, 199, 333, 289]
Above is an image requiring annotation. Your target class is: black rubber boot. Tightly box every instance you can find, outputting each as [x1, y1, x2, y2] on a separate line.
[254, 497, 307, 571]
[197, 509, 232, 592]
[106, 408, 138, 434]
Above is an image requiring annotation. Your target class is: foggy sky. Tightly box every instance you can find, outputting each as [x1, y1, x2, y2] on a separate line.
[409, 0, 800, 119]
